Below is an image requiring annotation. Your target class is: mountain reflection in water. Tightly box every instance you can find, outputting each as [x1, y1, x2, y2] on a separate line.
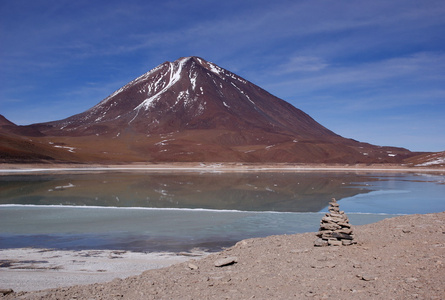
[0, 172, 375, 212]
[1, 171, 444, 252]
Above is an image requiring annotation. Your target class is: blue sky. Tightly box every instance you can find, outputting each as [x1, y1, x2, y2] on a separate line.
[1, 0, 444, 152]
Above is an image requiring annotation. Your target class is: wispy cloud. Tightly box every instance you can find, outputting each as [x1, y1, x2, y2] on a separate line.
[265, 52, 445, 108]
[1, 0, 444, 150]
[274, 56, 329, 74]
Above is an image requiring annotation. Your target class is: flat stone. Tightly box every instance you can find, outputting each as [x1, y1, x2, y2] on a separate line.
[342, 239, 357, 246]
[330, 213, 345, 218]
[332, 232, 354, 240]
[316, 231, 333, 238]
[314, 238, 328, 247]
[188, 263, 199, 270]
[321, 216, 334, 223]
[337, 222, 351, 228]
[335, 228, 353, 235]
[360, 274, 377, 281]
[214, 256, 238, 267]
[328, 239, 342, 246]
[320, 223, 341, 230]
[321, 232, 334, 239]
[322, 216, 343, 223]
[330, 216, 347, 223]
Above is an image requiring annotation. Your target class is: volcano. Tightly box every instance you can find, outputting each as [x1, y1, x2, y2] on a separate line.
[5, 56, 417, 163]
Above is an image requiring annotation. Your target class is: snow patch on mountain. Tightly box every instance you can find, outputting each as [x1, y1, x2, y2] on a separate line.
[204, 60, 247, 84]
[183, 96, 198, 108]
[54, 145, 76, 153]
[100, 64, 165, 107]
[231, 82, 255, 106]
[196, 57, 204, 65]
[195, 102, 206, 117]
[415, 152, 445, 166]
[416, 157, 445, 166]
[208, 62, 223, 76]
[135, 57, 189, 111]
[189, 70, 198, 91]
[176, 90, 190, 106]
[155, 139, 174, 146]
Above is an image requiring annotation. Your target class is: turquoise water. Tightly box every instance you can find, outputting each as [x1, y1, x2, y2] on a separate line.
[0, 171, 444, 252]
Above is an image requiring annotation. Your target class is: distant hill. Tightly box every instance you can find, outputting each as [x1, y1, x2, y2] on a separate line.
[1, 57, 425, 164]
[0, 115, 16, 126]
[0, 115, 76, 163]
[404, 151, 445, 167]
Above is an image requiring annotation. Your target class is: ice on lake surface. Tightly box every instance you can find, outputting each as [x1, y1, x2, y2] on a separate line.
[0, 171, 444, 252]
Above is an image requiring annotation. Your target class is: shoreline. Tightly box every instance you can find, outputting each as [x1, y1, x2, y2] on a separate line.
[1, 162, 444, 174]
[2, 211, 444, 299]
[0, 248, 207, 292]
[1, 164, 444, 297]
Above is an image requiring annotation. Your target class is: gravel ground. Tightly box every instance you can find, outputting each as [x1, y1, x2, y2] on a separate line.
[2, 211, 444, 299]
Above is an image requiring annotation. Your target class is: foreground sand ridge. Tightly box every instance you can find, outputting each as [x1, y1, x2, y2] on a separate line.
[2, 212, 444, 299]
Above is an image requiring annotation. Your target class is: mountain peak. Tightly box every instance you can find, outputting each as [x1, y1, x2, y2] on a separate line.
[30, 56, 414, 163]
[45, 56, 306, 137]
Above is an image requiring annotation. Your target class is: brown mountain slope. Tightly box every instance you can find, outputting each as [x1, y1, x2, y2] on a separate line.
[4, 57, 420, 163]
[0, 132, 75, 163]
[404, 151, 445, 167]
[0, 115, 16, 126]
[40, 57, 337, 140]
[0, 115, 79, 163]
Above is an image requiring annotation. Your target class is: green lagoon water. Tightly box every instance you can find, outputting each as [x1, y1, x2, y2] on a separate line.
[0, 171, 444, 252]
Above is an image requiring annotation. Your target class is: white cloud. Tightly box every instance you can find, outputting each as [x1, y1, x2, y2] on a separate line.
[266, 52, 445, 101]
[275, 56, 328, 74]
[1, 0, 444, 151]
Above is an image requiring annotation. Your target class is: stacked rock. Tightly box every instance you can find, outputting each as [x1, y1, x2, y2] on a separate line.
[314, 198, 356, 246]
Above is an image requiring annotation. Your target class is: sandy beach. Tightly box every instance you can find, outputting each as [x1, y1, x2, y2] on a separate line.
[1, 211, 444, 299]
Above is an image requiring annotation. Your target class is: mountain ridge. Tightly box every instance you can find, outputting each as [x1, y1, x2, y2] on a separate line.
[0, 56, 428, 164]
[40, 56, 338, 140]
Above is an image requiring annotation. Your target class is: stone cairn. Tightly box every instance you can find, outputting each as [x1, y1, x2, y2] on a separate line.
[314, 198, 356, 246]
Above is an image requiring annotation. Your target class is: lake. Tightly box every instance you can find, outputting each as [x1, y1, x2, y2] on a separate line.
[0, 170, 444, 252]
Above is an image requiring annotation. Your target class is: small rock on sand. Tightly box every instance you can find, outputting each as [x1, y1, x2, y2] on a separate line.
[214, 257, 238, 267]
[0, 289, 13, 296]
